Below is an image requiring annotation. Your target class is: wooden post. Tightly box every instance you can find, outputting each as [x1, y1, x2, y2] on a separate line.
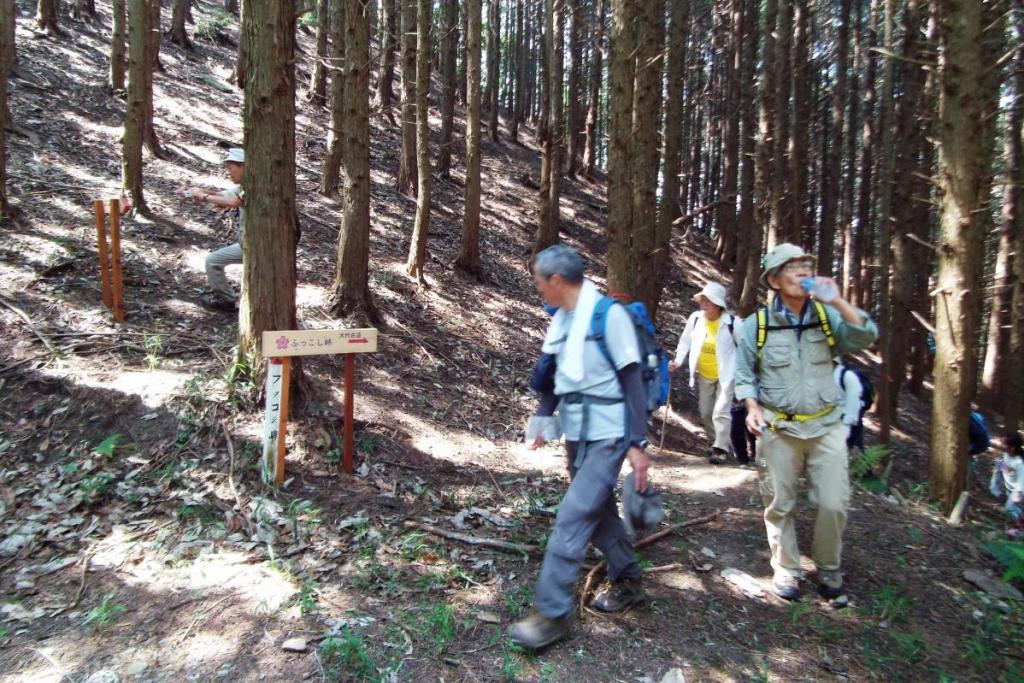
[276, 356, 292, 484]
[343, 353, 355, 474]
[108, 198, 125, 322]
[93, 200, 113, 309]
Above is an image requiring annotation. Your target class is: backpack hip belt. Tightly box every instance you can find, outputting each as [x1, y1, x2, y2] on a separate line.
[764, 404, 835, 431]
[560, 392, 628, 468]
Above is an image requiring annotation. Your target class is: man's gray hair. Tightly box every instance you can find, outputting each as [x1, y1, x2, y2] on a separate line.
[533, 244, 584, 284]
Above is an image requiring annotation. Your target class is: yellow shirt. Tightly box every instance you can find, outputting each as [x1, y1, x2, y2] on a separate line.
[698, 317, 720, 380]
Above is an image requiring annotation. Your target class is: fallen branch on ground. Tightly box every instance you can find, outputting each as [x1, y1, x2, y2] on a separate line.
[220, 421, 255, 537]
[0, 296, 58, 355]
[70, 551, 92, 608]
[403, 520, 538, 555]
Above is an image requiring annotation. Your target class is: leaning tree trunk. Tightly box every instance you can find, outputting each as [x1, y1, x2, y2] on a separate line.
[405, 0, 431, 283]
[239, 0, 299, 365]
[929, 0, 1001, 513]
[122, 0, 150, 214]
[436, 0, 458, 177]
[374, 0, 397, 111]
[306, 0, 330, 105]
[631, 0, 665, 310]
[36, 0, 61, 37]
[329, 0, 378, 322]
[319, 0, 346, 194]
[605, 0, 636, 295]
[109, 0, 127, 91]
[169, 0, 193, 49]
[455, 0, 483, 277]
[397, 0, 417, 195]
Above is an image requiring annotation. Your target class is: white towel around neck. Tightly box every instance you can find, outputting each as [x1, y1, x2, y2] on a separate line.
[540, 278, 601, 383]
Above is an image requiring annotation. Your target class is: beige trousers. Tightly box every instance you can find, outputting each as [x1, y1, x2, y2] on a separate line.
[757, 423, 850, 577]
[696, 375, 732, 453]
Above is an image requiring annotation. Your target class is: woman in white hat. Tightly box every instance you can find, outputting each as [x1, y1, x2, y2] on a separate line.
[668, 282, 738, 465]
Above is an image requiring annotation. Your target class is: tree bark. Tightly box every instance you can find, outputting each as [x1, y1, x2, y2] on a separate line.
[122, 0, 150, 214]
[533, 0, 563, 258]
[852, 0, 878, 308]
[456, 0, 483, 277]
[486, 0, 500, 141]
[630, 0, 664, 310]
[788, 0, 810, 248]
[510, 0, 524, 141]
[582, 0, 605, 178]
[35, 0, 61, 36]
[405, 0, 431, 283]
[397, 0, 417, 195]
[239, 0, 299, 365]
[819, 0, 850, 275]
[0, 0, 12, 220]
[109, 0, 127, 92]
[169, 0, 193, 49]
[930, 0, 1002, 513]
[747, 0, 777, 305]
[143, 0, 163, 157]
[564, 0, 583, 176]
[768, 0, 791, 247]
[330, 0, 378, 322]
[734, 0, 759, 314]
[436, 0, 458, 176]
[1006, 0, 1024, 430]
[320, 0, 346, 195]
[306, 0, 330, 105]
[374, 0, 397, 111]
[714, 0, 740, 268]
[605, 0, 635, 295]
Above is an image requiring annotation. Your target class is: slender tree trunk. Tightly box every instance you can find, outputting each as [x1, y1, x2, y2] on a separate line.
[456, 0, 483, 277]
[747, 0, 777, 303]
[109, 0, 127, 92]
[397, 0, 417, 195]
[820, 0, 850, 275]
[320, 0, 346, 195]
[122, 0, 150, 214]
[1006, 0, 1024, 430]
[149, 0, 162, 71]
[510, 0, 524, 141]
[652, 0, 689, 318]
[631, 0, 664, 310]
[852, 0, 879, 308]
[405, 0, 431, 283]
[437, 0, 458, 176]
[564, 0, 583, 176]
[306, 0, 330, 105]
[458, 0, 468, 104]
[768, 0, 791, 247]
[534, 0, 561, 256]
[225, 0, 238, 13]
[605, 0, 635, 294]
[36, 0, 61, 36]
[143, 0, 164, 157]
[486, 0, 500, 141]
[0, 0, 12, 220]
[375, 0, 397, 111]
[169, 0, 193, 49]
[582, 0, 605, 178]
[239, 0, 299, 367]
[930, 0, 1001, 513]
[788, 0, 810, 248]
[330, 0, 378, 322]
[715, 0, 740, 267]
[734, 0, 759, 315]
[233, 0, 247, 87]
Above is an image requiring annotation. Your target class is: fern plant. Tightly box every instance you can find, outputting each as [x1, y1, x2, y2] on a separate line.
[851, 444, 891, 480]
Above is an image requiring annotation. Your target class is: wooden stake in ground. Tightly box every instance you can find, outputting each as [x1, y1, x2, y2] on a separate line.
[108, 198, 125, 322]
[93, 199, 113, 309]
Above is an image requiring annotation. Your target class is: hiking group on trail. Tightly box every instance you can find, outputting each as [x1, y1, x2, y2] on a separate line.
[511, 242, 879, 650]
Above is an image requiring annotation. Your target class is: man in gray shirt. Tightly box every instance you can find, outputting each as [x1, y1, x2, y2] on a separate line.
[509, 245, 651, 650]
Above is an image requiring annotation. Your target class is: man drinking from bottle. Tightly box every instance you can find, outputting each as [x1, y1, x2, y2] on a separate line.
[733, 243, 877, 602]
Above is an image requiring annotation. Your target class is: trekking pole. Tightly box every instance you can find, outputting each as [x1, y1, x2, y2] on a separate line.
[659, 374, 673, 452]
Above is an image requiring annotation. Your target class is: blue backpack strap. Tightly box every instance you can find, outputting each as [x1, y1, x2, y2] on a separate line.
[589, 295, 619, 370]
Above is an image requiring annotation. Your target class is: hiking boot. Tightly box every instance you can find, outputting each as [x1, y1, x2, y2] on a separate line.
[199, 293, 238, 312]
[708, 448, 727, 465]
[591, 577, 644, 613]
[509, 611, 571, 650]
[772, 573, 801, 601]
[817, 569, 844, 600]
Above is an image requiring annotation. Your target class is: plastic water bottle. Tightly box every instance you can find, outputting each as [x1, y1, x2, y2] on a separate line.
[802, 276, 839, 303]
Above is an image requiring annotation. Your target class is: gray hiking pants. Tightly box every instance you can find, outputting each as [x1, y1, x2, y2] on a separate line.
[535, 437, 640, 619]
[205, 242, 243, 299]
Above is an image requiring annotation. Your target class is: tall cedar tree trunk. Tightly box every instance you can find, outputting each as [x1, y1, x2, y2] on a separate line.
[405, 0, 431, 283]
[36, 0, 60, 36]
[715, 0, 740, 267]
[458, 0, 468, 104]
[510, 0, 524, 141]
[878, 0, 928, 440]
[169, 0, 192, 49]
[239, 0, 299, 364]
[149, 0, 161, 70]
[840, 0, 861, 291]
[534, 0, 561, 257]
[564, 0, 583, 176]
[1007, 0, 1024, 431]
[306, 0, 330, 105]
[233, 0, 246, 86]
[320, 0, 346, 195]
[820, 0, 850, 274]
[605, 0, 635, 294]
[330, 0, 377, 321]
[436, 0, 458, 176]
[397, 0, 417, 195]
[122, 0, 150, 214]
[768, 0, 791, 247]
[631, 0, 664, 310]
[374, 0, 396, 110]
[652, 0, 689, 318]
[852, 0, 879, 307]
[0, 0, 11, 220]
[143, 0, 163, 157]
[749, 0, 778, 300]
[486, 0, 499, 141]
[734, 0, 760, 314]
[788, 0, 810, 248]
[456, 0, 483, 276]
[930, 0, 1002, 512]
[582, 0, 605, 178]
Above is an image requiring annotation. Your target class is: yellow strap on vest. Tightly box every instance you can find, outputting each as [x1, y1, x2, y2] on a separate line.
[755, 302, 835, 353]
[755, 306, 767, 353]
[812, 301, 836, 347]
[766, 405, 836, 431]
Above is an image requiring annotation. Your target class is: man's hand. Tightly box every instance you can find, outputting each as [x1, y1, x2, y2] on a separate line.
[745, 401, 766, 436]
[627, 446, 649, 492]
[668, 360, 680, 372]
[186, 187, 207, 203]
[526, 436, 545, 451]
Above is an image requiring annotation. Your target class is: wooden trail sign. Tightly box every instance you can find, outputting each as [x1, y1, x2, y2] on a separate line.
[92, 198, 125, 322]
[261, 328, 378, 484]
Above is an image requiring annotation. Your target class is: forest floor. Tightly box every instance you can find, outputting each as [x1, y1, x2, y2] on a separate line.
[1, 2, 1023, 682]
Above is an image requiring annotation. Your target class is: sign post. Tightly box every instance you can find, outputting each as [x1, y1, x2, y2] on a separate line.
[92, 198, 125, 322]
[260, 328, 378, 483]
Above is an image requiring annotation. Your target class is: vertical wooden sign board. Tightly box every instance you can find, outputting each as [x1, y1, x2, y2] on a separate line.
[261, 328, 379, 484]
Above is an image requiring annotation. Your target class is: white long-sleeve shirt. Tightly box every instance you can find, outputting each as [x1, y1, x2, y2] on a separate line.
[833, 364, 863, 426]
[673, 311, 738, 389]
